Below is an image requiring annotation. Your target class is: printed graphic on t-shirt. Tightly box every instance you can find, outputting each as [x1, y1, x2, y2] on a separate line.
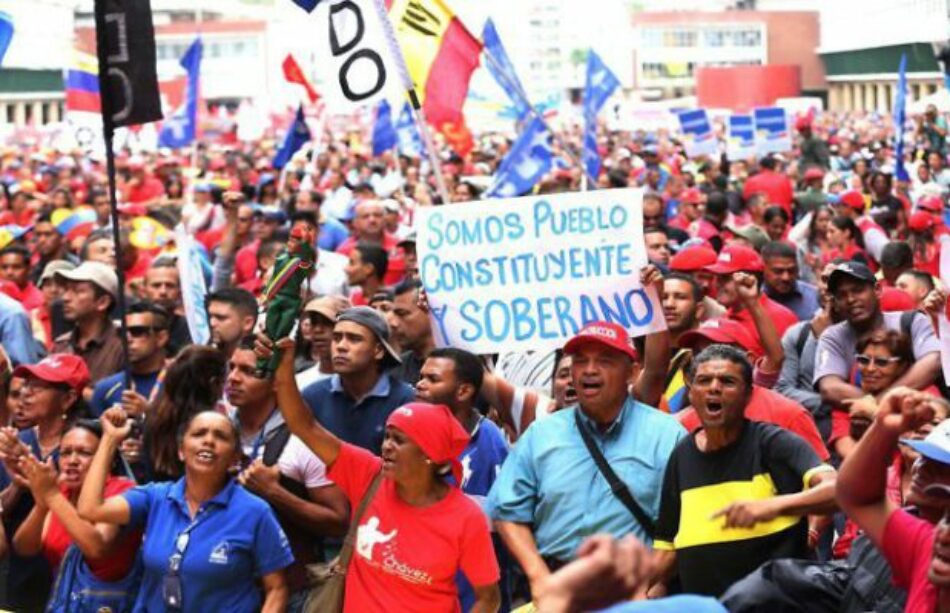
[461, 453, 473, 489]
[356, 516, 434, 585]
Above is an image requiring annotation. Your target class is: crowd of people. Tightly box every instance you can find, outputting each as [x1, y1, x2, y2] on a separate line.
[0, 101, 949, 612]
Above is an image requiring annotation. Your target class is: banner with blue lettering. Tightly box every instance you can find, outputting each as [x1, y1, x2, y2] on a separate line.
[417, 188, 665, 353]
[676, 109, 717, 158]
[753, 106, 791, 156]
[727, 114, 756, 160]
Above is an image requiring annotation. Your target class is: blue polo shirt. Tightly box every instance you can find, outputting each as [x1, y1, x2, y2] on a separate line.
[301, 372, 415, 455]
[89, 370, 162, 417]
[123, 478, 293, 612]
[487, 399, 685, 560]
[765, 280, 821, 321]
[317, 217, 350, 251]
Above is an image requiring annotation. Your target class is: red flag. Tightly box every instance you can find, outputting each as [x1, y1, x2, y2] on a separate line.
[282, 54, 320, 104]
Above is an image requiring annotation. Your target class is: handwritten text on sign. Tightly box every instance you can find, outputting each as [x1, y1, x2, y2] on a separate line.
[417, 189, 665, 354]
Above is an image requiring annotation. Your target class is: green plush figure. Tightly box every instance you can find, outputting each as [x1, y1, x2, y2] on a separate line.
[256, 223, 316, 375]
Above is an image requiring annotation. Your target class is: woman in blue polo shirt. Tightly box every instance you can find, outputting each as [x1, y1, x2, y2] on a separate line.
[78, 407, 294, 612]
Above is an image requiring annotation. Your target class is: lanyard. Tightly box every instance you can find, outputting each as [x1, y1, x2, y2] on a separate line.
[244, 407, 279, 463]
[146, 367, 167, 406]
[168, 502, 217, 573]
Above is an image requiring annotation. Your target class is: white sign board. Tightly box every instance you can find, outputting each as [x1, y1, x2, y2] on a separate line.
[417, 188, 665, 354]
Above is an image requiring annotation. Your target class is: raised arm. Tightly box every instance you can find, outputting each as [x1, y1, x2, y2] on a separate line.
[77, 408, 133, 526]
[734, 272, 783, 373]
[256, 335, 342, 467]
[19, 455, 122, 559]
[632, 265, 670, 409]
[837, 388, 937, 545]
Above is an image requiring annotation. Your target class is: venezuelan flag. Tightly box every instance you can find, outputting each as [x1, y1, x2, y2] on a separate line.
[387, 0, 481, 131]
[64, 51, 100, 113]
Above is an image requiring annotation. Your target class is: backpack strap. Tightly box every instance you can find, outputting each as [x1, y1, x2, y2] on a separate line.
[795, 323, 812, 358]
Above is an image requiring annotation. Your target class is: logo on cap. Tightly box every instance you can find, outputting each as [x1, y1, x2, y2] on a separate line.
[718, 253, 732, 263]
[395, 407, 413, 417]
[582, 326, 619, 340]
[42, 357, 62, 369]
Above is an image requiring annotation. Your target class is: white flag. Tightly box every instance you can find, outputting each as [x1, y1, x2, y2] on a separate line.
[313, 0, 401, 111]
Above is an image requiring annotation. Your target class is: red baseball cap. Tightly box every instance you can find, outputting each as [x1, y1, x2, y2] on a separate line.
[679, 318, 758, 354]
[13, 354, 90, 392]
[795, 115, 812, 131]
[838, 191, 866, 213]
[909, 211, 936, 232]
[670, 244, 718, 272]
[880, 287, 917, 312]
[918, 195, 944, 213]
[563, 321, 638, 361]
[705, 243, 764, 275]
[803, 167, 824, 181]
[681, 188, 703, 205]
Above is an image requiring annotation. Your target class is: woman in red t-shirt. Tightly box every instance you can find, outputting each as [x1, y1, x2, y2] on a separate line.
[11, 420, 141, 596]
[263, 337, 501, 613]
[823, 215, 874, 270]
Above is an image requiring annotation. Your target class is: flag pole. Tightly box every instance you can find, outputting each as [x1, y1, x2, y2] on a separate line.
[186, 7, 204, 207]
[92, 3, 132, 395]
[369, 0, 451, 205]
[480, 50, 598, 189]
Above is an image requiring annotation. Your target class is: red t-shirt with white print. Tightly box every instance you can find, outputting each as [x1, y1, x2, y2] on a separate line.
[327, 443, 499, 613]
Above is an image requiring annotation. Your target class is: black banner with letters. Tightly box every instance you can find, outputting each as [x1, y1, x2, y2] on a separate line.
[93, 0, 162, 131]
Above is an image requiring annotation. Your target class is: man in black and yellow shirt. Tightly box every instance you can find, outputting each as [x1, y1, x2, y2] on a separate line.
[649, 344, 837, 598]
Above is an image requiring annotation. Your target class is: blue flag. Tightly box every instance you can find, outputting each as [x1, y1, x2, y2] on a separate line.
[482, 19, 531, 121]
[372, 100, 397, 156]
[582, 50, 620, 179]
[485, 116, 552, 198]
[273, 105, 311, 170]
[895, 53, 909, 182]
[289, 0, 320, 11]
[0, 12, 13, 67]
[158, 37, 203, 148]
[395, 103, 423, 158]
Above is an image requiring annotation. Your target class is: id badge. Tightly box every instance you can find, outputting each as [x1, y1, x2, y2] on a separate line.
[163, 575, 183, 609]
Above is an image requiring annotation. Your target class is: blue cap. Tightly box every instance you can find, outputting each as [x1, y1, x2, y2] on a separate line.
[902, 419, 950, 465]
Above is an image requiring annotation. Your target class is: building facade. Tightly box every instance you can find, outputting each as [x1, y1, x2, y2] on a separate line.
[631, 10, 824, 101]
[818, 0, 950, 112]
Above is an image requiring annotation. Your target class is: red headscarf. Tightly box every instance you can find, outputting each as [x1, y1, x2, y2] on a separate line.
[386, 402, 470, 485]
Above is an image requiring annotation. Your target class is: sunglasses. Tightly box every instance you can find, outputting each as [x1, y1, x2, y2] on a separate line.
[164, 513, 209, 609]
[126, 326, 158, 338]
[855, 354, 902, 368]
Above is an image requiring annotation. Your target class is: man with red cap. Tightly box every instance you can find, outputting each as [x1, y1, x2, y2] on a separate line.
[669, 243, 724, 319]
[797, 115, 830, 172]
[742, 156, 794, 217]
[705, 243, 797, 356]
[667, 188, 704, 233]
[489, 321, 685, 601]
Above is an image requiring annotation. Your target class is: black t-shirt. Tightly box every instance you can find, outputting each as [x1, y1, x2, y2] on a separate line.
[655, 420, 824, 597]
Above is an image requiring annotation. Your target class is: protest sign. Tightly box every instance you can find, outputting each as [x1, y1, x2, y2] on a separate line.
[676, 109, 718, 158]
[727, 114, 757, 160]
[939, 236, 950, 383]
[417, 188, 665, 354]
[753, 106, 791, 156]
[175, 225, 211, 345]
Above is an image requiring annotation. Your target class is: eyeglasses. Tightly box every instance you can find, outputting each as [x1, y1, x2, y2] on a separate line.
[855, 354, 903, 368]
[237, 216, 253, 223]
[126, 326, 158, 338]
